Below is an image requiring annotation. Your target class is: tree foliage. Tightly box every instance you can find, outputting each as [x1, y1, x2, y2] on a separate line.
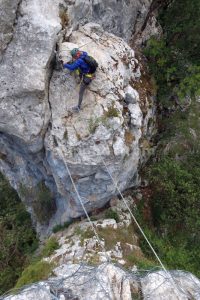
[144, 0, 200, 105]
[139, 0, 200, 277]
[0, 173, 38, 295]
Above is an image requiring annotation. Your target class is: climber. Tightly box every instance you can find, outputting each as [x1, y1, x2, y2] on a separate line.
[63, 48, 98, 112]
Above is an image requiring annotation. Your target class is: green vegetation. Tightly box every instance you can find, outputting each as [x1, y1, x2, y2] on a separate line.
[41, 237, 59, 257]
[105, 104, 119, 118]
[139, 0, 200, 277]
[88, 116, 103, 134]
[0, 173, 38, 295]
[15, 261, 54, 289]
[125, 253, 156, 270]
[20, 181, 56, 225]
[104, 209, 120, 223]
[32, 182, 56, 225]
[52, 221, 73, 233]
[88, 104, 119, 134]
[88, 115, 109, 133]
[144, 0, 200, 106]
[15, 237, 59, 289]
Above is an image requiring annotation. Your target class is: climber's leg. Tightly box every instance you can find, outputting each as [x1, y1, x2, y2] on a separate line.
[77, 76, 92, 109]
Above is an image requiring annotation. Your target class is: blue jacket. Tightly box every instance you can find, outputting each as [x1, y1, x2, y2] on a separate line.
[63, 51, 90, 74]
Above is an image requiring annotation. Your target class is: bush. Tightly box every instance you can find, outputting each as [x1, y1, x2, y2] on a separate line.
[32, 182, 56, 225]
[137, 154, 200, 277]
[138, 0, 200, 278]
[144, 0, 200, 105]
[149, 157, 200, 235]
[0, 173, 38, 294]
[104, 209, 120, 223]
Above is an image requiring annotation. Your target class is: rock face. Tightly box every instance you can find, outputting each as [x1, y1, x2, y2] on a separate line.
[0, 0, 156, 234]
[0, 0, 63, 233]
[65, 0, 152, 41]
[45, 196, 140, 266]
[0, 0, 21, 60]
[4, 265, 200, 300]
[45, 22, 155, 224]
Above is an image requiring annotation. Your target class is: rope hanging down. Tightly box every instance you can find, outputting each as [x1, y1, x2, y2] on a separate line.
[60, 146, 187, 297]
[99, 151, 188, 298]
[62, 156, 110, 264]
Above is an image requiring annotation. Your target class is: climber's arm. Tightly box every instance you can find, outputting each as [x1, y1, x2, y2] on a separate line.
[63, 59, 82, 71]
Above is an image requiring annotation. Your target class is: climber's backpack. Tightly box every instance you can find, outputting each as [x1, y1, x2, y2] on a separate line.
[83, 55, 98, 74]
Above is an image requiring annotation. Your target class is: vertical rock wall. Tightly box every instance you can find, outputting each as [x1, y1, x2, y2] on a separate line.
[0, 0, 156, 235]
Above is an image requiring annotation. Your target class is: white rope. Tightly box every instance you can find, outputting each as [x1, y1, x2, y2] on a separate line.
[62, 157, 111, 264]
[59, 145, 187, 297]
[100, 155, 188, 298]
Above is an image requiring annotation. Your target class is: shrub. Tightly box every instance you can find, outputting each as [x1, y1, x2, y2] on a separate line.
[0, 173, 38, 294]
[149, 157, 200, 235]
[32, 182, 56, 225]
[104, 209, 120, 223]
[137, 154, 200, 277]
[19, 182, 56, 225]
[144, 0, 200, 105]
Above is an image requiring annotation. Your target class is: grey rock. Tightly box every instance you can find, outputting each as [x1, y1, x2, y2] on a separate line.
[0, 0, 21, 60]
[4, 265, 200, 300]
[135, 192, 143, 201]
[125, 92, 137, 104]
[0, 1, 156, 235]
[141, 270, 200, 300]
[66, 0, 153, 41]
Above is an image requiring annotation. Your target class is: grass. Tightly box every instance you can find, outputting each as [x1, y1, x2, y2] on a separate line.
[15, 261, 54, 289]
[88, 104, 120, 134]
[88, 117, 102, 134]
[105, 105, 119, 118]
[97, 224, 136, 251]
[41, 237, 59, 258]
[125, 253, 157, 270]
[14, 237, 59, 289]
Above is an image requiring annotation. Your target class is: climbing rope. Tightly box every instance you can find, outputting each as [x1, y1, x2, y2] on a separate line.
[60, 140, 187, 297]
[59, 130, 189, 297]
[98, 147, 189, 298]
[61, 154, 110, 263]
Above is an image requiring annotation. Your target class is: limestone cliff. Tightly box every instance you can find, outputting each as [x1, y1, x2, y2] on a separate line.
[0, 0, 157, 234]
